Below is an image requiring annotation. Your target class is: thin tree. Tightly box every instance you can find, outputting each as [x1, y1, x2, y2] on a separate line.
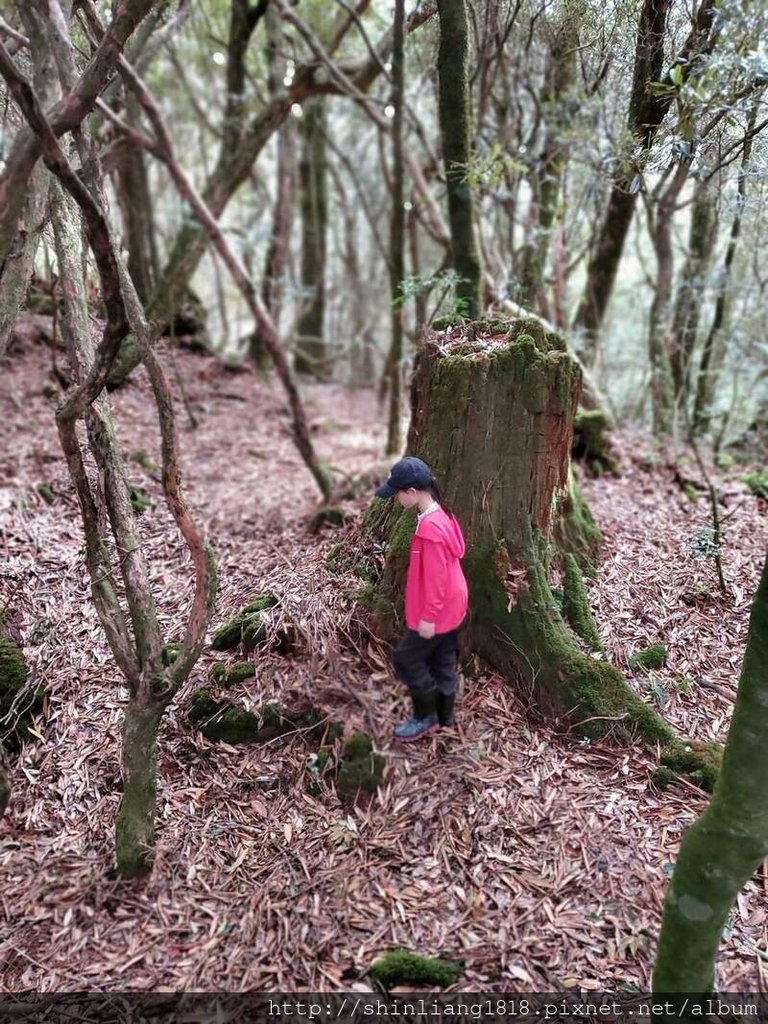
[436, 0, 482, 319]
[386, 0, 406, 455]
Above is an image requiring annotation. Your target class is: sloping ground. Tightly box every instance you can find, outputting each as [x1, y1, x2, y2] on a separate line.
[0, 341, 766, 992]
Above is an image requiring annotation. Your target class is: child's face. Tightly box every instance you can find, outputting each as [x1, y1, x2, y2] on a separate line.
[396, 488, 420, 510]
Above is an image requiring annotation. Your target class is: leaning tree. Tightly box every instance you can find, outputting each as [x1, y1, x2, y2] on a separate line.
[362, 318, 718, 784]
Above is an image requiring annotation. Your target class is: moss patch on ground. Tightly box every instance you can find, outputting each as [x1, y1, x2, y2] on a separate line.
[657, 739, 723, 793]
[629, 644, 669, 671]
[211, 594, 278, 652]
[369, 949, 462, 990]
[335, 731, 385, 803]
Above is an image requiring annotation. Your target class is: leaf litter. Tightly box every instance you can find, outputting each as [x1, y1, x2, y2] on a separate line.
[0, 342, 766, 992]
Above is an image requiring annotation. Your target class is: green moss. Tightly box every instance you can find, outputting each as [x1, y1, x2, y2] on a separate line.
[210, 663, 227, 684]
[131, 450, 158, 473]
[572, 410, 619, 476]
[211, 594, 278, 652]
[326, 721, 344, 742]
[161, 642, 182, 667]
[129, 485, 152, 516]
[36, 483, 55, 504]
[325, 542, 343, 569]
[369, 949, 462, 990]
[652, 765, 681, 788]
[309, 506, 347, 534]
[552, 470, 601, 576]
[188, 689, 261, 744]
[743, 469, 768, 500]
[561, 553, 604, 653]
[659, 740, 722, 793]
[335, 730, 385, 802]
[223, 661, 256, 687]
[0, 632, 42, 752]
[629, 644, 669, 671]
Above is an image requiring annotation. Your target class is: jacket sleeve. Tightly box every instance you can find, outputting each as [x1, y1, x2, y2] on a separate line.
[420, 537, 449, 623]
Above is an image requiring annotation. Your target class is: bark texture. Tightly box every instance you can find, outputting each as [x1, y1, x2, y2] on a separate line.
[653, 553, 768, 995]
[294, 97, 328, 378]
[436, 0, 482, 318]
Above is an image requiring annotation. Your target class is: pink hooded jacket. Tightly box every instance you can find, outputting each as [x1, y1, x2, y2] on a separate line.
[405, 507, 468, 633]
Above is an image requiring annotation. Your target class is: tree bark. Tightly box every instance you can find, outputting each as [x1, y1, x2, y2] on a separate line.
[386, 0, 406, 454]
[653, 553, 768, 995]
[114, 100, 158, 303]
[669, 174, 717, 405]
[517, 10, 580, 318]
[436, 0, 482, 319]
[115, 701, 163, 878]
[294, 97, 328, 378]
[693, 112, 757, 436]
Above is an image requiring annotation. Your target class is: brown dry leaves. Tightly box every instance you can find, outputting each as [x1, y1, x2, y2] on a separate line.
[0, 343, 766, 991]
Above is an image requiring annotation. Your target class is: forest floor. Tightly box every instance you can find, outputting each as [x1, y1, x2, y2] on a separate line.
[1, 339, 767, 992]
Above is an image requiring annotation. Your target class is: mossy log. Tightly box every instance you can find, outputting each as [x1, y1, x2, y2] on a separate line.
[653, 553, 768, 995]
[368, 321, 681, 750]
[189, 689, 321, 745]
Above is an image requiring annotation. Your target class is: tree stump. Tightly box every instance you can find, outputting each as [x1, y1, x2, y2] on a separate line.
[371, 319, 674, 742]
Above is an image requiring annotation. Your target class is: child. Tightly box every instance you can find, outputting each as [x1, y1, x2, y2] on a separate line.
[375, 456, 468, 741]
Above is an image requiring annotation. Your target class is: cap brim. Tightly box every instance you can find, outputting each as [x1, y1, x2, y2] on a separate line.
[375, 482, 396, 498]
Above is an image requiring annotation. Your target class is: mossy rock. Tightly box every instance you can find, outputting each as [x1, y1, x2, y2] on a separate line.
[743, 469, 768, 500]
[335, 731, 385, 803]
[189, 688, 262, 744]
[658, 740, 723, 792]
[369, 949, 462, 991]
[0, 632, 44, 752]
[129, 485, 152, 516]
[211, 594, 278, 652]
[309, 506, 347, 534]
[36, 483, 55, 505]
[572, 410, 620, 476]
[223, 661, 256, 687]
[629, 644, 668, 671]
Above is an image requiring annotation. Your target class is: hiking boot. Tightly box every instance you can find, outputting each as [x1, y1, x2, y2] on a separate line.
[436, 692, 457, 727]
[393, 689, 440, 742]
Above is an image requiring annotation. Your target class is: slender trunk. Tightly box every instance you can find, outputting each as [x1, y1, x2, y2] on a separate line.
[518, 11, 579, 317]
[654, 553, 768, 996]
[436, 0, 482, 318]
[693, 111, 757, 435]
[669, 174, 717, 404]
[115, 700, 163, 878]
[648, 161, 689, 435]
[386, 0, 406, 454]
[115, 103, 157, 303]
[294, 97, 328, 378]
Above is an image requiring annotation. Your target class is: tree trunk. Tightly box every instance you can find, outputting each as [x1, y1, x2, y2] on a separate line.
[115, 106, 158, 304]
[115, 700, 163, 878]
[372, 319, 676, 741]
[647, 160, 689, 436]
[294, 97, 328, 378]
[517, 10, 580, 318]
[669, 174, 717, 405]
[653, 552, 768, 996]
[386, 0, 406, 455]
[436, 0, 482, 319]
[692, 110, 756, 436]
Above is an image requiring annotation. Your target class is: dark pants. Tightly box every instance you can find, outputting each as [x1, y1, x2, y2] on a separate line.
[392, 628, 460, 696]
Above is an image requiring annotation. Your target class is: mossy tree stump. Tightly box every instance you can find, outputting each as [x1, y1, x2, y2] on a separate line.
[370, 320, 676, 745]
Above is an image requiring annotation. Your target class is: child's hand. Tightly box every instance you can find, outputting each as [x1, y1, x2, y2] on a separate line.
[417, 620, 436, 639]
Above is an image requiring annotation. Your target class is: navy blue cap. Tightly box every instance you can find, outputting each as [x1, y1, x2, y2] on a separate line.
[375, 456, 434, 498]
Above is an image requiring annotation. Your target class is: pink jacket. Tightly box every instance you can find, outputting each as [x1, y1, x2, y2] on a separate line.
[405, 507, 468, 633]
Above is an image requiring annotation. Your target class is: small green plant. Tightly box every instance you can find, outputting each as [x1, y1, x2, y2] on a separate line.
[629, 644, 669, 671]
[743, 469, 768, 500]
[674, 675, 694, 696]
